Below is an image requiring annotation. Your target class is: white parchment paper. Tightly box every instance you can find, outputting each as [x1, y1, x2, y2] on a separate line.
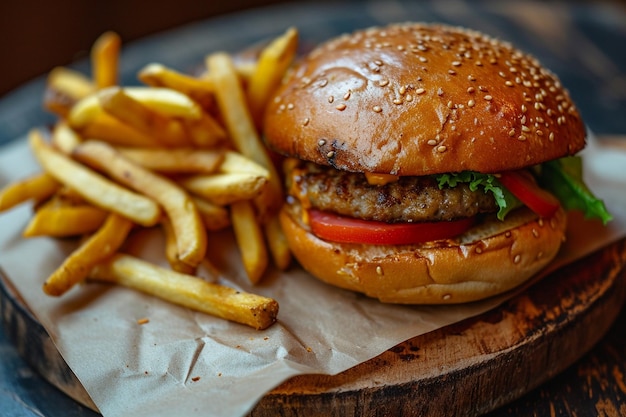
[1, 134, 625, 417]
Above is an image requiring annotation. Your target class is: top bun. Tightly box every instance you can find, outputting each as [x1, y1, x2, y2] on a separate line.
[264, 23, 586, 175]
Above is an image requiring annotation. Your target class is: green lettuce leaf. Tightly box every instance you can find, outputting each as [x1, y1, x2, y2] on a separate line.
[537, 156, 612, 224]
[435, 171, 521, 220]
[435, 156, 612, 224]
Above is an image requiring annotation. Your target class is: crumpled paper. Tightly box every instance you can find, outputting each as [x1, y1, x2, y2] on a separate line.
[0, 133, 625, 417]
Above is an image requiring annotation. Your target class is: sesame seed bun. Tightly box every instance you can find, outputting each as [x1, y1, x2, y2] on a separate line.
[264, 23, 586, 175]
[264, 22, 581, 304]
[279, 203, 567, 304]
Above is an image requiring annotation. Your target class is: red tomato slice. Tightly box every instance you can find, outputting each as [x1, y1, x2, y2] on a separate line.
[308, 209, 475, 245]
[498, 170, 560, 218]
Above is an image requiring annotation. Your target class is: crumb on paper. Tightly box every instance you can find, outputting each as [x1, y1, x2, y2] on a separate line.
[137, 317, 150, 325]
[306, 347, 313, 353]
[191, 376, 201, 382]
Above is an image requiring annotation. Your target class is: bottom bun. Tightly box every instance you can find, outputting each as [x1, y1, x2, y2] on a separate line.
[280, 204, 567, 304]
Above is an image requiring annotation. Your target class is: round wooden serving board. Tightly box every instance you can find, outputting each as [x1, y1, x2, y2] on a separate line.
[2, 237, 626, 417]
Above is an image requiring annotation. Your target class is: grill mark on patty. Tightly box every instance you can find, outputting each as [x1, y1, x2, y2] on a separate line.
[288, 162, 497, 223]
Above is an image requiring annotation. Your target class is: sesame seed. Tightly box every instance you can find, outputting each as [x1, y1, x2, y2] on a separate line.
[476, 61, 483, 66]
[478, 85, 488, 92]
[437, 145, 447, 153]
[343, 91, 352, 100]
[448, 69, 457, 75]
[498, 71, 506, 78]
[521, 125, 531, 132]
[484, 95, 493, 101]
[373, 105, 382, 113]
[326, 151, 335, 158]
[521, 104, 527, 113]
[393, 98, 402, 105]
[532, 228, 539, 238]
[514, 254, 521, 264]
[287, 103, 294, 110]
[405, 94, 413, 102]
[318, 139, 326, 146]
[505, 231, 512, 238]
[475, 247, 483, 254]
[537, 130, 543, 136]
[416, 88, 425, 95]
[419, 56, 428, 63]
[328, 96, 334, 103]
[452, 61, 462, 67]
[467, 99, 475, 107]
[378, 78, 389, 87]
[518, 135, 527, 141]
[467, 87, 476, 94]
[442, 294, 452, 301]
[437, 87, 444, 96]
[427, 139, 438, 146]
[335, 103, 347, 111]
[303, 118, 310, 126]
[505, 81, 514, 87]
[468, 74, 476, 81]
[374, 59, 383, 66]
[447, 101, 454, 109]
[376, 266, 384, 275]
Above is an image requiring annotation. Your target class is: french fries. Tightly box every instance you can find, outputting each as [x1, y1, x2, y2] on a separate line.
[43, 213, 133, 296]
[97, 86, 191, 147]
[72, 140, 207, 267]
[29, 130, 162, 226]
[2, 28, 301, 329]
[89, 254, 279, 330]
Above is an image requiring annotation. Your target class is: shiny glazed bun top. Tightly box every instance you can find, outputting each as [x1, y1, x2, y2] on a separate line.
[264, 23, 586, 176]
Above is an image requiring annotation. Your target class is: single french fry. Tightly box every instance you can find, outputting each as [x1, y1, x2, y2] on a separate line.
[138, 63, 216, 109]
[192, 197, 231, 231]
[161, 217, 197, 275]
[89, 253, 279, 329]
[264, 214, 291, 270]
[98, 87, 191, 147]
[230, 200, 268, 284]
[73, 140, 207, 267]
[43, 213, 133, 296]
[205, 52, 283, 219]
[91, 31, 121, 89]
[51, 122, 82, 154]
[247, 27, 298, 127]
[44, 66, 95, 116]
[116, 147, 224, 174]
[0, 173, 60, 212]
[180, 173, 268, 206]
[219, 151, 270, 177]
[29, 130, 161, 226]
[23, 202, 108, 237]
[122, 86, 204, 120]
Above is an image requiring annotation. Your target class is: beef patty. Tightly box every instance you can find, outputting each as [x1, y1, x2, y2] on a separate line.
[286, 162, 497, 223]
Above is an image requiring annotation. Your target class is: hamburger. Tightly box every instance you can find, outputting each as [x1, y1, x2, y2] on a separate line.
[263, 23, 611, 304]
